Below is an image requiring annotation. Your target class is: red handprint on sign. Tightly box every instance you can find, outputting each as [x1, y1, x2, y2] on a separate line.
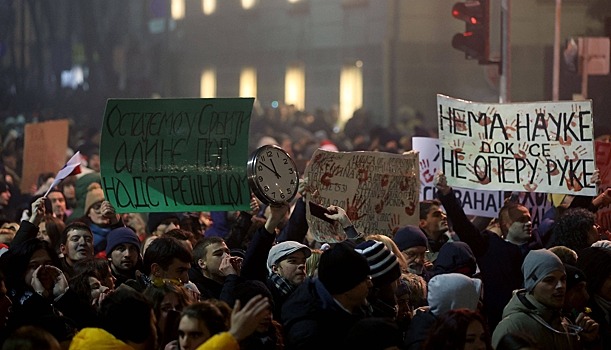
[514, 142, 529, 160]
[345, 194, 367, 221]
[467, 163, 491, 185]
[380, 174, 390, 188]
[387, 213, 401, 235]
[479, 107, 496, 126]
[504, 120, 518, 139]
[453, 112, 468, 132]
[321, 172, 333, 187]
[404, 200, 416, 216]
[565, 171, 584, 192]
[450, 140, 465, 161]
[420, 159, 437, 183]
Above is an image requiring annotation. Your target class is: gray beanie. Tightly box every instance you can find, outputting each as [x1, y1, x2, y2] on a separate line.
[522, 249, 565, 292]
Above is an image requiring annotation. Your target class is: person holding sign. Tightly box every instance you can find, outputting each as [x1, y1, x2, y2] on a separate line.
[434, 171, 530, 332]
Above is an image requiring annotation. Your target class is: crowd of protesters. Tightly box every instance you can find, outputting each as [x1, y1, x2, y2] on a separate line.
[0, 104, 609, 350]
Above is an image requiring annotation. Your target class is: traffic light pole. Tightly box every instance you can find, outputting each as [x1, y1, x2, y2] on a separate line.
[499, 0, 511, 103]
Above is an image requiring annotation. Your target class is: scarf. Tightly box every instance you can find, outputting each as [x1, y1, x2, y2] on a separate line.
[269, 274, 295, 297]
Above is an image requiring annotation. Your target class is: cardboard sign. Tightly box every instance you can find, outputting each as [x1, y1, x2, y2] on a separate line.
[21, 120, 70, 193]
[303, 149, 419, 242]
[100, 98, 254, 213]
[437, 95, 596, 196]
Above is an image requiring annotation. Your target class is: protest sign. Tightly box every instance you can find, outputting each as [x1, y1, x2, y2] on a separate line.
[596, 140, 611, 231]
[303, 149, 419, 242]
[413, 137, 504, 218]
[100, 98, 254, 213]
[21, 119, 69, 193]
[437, 95, 596, 196]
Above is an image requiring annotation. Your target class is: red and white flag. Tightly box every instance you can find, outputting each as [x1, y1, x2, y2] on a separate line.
[44, 151, 82, 197]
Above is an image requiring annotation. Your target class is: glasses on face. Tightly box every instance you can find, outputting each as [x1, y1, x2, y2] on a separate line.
[91, 202, 103, 212]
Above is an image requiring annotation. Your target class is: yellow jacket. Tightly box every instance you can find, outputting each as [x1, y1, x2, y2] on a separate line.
[195, 332, 239, 350]
[69, 328, 134, 350]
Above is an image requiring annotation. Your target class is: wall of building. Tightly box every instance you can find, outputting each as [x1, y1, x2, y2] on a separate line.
[169, 0, 602, 130]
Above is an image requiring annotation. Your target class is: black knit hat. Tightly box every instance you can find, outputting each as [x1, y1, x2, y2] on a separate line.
[147, 212, 181, 234]
[564, 264, 586, 291]
[577, 247, 611, 295]
[355, 240, 401, 288]
[318, 241, 370, 295]
[393, 225, 428, 251]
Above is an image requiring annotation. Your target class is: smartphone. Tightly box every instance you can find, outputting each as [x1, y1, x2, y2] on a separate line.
[309, 202, 336, 224]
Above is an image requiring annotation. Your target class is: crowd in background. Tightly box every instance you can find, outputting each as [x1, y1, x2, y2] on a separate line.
[0, 104, 608, 349]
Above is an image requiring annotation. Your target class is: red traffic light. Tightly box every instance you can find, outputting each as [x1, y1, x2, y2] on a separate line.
[452, 2, 482, 25]
[451, 1, 489, 63]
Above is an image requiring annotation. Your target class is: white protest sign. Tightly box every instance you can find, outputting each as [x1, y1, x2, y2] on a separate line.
[413, 137, 504, 218]
[304, 149, 419, 242]
[437, 95, 596, 196]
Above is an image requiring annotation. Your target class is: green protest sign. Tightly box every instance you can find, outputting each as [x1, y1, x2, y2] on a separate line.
[100, 98, 254, 213]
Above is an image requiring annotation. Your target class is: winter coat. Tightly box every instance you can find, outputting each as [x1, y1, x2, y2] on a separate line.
[281, 278, 370, 350]
[492, 290, 582, 350]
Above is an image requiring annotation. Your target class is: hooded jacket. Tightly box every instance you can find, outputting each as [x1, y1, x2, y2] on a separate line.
[404, 273, 482, 350]
[69, 328, 134, 350]
[492, 290, 582, 350]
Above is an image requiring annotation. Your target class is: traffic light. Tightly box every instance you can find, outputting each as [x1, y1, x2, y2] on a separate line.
[452, 0, 489, 64]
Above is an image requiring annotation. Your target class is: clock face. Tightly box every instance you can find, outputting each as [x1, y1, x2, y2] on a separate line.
[247, 145, 299, 205]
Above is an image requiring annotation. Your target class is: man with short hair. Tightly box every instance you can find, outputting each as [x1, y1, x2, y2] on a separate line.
[71, 286, 158, 350]
[282, 241, 373, 349]
[492, 249, 599, 349]
[59, 221, 94, 278]
[106, 226, 142, 288]
[126, 236, 193, 293]
[189, 236, 234, 300]
[47, 189, 69, 222]
[419, 199, 455, 262]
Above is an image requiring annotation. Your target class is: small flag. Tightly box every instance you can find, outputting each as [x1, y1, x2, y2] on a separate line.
[43, 151, 82, 197]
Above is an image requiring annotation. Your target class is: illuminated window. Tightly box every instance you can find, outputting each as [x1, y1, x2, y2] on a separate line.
[171, 0, 185, 20]
[241, 0, 258, 10]
[240, 67, 257, 98]
[200, 68, 216, 98]
[202, 0, 216, 15]
[288, 0, 302, 3]
[285, 64, 305, 110]
[339, 61, 363, 126]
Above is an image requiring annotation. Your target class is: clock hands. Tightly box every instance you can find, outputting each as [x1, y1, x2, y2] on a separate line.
[260, 161, 281, 179]
[269, 158, 282, 179]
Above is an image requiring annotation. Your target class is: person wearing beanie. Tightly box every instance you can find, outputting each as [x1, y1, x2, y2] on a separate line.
[492, 249, 600, 349]
[562, 264, 590, 321]
[147, 212, 182, 236]
[74, 182, 123, 255]
[355, 240, 402, 319]
[393, 225, 430, 278]
[106, 227, 142, 288]
[282, 241, 373, 349]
